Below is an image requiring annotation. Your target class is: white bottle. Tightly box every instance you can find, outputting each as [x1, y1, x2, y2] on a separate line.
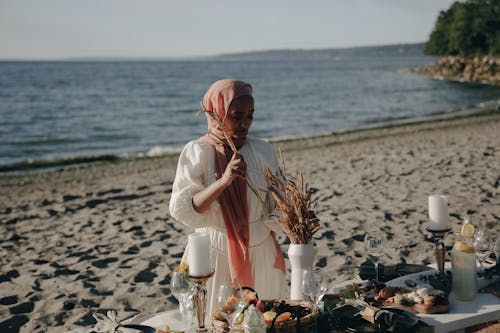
[452, 217, 477, 301]
[243, 304, 266, 333]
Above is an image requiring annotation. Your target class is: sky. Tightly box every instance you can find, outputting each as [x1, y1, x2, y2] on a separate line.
[0, 0, 457, 60]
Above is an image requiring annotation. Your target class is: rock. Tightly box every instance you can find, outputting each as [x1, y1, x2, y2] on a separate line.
[412, 55, 500, 85]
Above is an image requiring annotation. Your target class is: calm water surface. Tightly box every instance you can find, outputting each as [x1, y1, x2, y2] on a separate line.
[1, 57, 500, 170]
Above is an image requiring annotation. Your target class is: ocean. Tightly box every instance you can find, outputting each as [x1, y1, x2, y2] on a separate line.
[1, 55, 500, 171]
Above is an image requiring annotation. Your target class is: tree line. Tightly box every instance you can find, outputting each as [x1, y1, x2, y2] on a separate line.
[424, 0, 500, 56]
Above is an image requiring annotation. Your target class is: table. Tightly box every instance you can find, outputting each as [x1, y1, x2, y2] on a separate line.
[130, 269, 500, 333]
[416, 293, 500, 333]
[403, 263, 500, 333]
[130, 292, 500, 333]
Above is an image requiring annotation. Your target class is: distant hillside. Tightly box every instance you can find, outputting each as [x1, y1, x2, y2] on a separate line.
[57, 43, 426, 62]
[213, 43, 426, 61]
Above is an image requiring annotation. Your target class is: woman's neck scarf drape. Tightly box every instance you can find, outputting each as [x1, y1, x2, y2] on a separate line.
[200, 79, 285, 288]
[201, 79, 254, 287]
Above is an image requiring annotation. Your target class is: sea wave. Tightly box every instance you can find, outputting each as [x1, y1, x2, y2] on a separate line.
[0, 145, 185, 174]
[3, 99, 497, 175]
[0, 154, 121, 174]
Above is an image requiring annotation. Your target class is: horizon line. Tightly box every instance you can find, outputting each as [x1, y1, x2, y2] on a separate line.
[0, 41, 426, 62]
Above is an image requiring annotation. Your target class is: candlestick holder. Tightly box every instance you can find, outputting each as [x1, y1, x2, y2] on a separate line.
[188, 271, 214, 333]
[426, 227, 452, 273]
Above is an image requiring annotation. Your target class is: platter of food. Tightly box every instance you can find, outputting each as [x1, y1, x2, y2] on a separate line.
[323, 283, 426, 333]
[326, 273, 450, 315]
[375, 285, 449, 314]
[378, 269, 451, 313]
[211, 288, 318, 333]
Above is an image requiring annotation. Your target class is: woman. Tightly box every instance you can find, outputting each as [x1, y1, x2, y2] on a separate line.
[169, 79, 286, 314]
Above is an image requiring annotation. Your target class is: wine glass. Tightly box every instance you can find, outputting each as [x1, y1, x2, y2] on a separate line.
[364, 233, 384, 284]
[474, 229, 492, 272]
[301, 268, 328, 310]
[215, 283, 245, 328]
[170, 271, 195, 320]
[494, 234, 500, 266]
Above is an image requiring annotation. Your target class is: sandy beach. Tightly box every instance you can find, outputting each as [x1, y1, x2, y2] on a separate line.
[1, 109, 500, 333]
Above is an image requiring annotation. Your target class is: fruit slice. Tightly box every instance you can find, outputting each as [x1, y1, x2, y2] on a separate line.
[461, 221, 475, 238]
[213, 310, 227, 322]
[455, 240, 474, 253]
[275, 312, 292, 323]
[262, 310, 277, 324]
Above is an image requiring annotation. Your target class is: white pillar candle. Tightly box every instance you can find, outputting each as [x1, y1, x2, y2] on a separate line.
[187, 232, 211, 276]
[428, 195, 449, 230]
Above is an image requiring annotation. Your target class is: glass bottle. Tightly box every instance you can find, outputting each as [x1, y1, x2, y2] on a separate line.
[243, 304, 266, 333]
[451, 216, 477, 301]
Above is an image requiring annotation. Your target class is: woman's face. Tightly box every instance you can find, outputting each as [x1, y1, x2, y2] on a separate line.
[224, 95, 254, 148]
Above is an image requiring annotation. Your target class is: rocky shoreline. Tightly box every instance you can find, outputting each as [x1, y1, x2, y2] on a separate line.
[411, 55, 500, 85]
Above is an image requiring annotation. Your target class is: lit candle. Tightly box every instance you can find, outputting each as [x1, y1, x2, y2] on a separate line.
[428, 195, 449, 230]
[187, 232, 211, 276]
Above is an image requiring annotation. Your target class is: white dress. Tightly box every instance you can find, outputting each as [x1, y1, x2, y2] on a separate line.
[169, 136, 286, 315]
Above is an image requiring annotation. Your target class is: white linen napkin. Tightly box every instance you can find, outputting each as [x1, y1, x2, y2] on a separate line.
[92, 310, 144, 333]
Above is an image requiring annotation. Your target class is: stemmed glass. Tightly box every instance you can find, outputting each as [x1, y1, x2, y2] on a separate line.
[494, 235, 500, 266]
[364, 233, 384, 284]
[474, 229, 492, 273]
[170, 271, 195, 322]
[216, 283, 245, 328]
[301, 268, 328, 310]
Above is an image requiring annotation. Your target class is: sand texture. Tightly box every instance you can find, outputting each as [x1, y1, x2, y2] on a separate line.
[1, 112, 500, 332]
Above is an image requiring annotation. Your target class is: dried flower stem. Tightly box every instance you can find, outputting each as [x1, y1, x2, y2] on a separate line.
[265, 157, 320, 244]
[200, 106, 265, 208]
[201, 106, 239, 154]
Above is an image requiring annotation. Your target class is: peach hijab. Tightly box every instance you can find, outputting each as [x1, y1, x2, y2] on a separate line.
[200, 79, 285, 288]
[201, 79, 253, 287]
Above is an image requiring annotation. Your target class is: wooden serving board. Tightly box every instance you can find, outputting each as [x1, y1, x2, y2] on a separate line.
[413, 303, 449, 314]
[381, 301, 449, 314]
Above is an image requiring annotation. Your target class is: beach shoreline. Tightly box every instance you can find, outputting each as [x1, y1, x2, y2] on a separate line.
[1, 110, 500, 332]
[1, 98, 499, 175]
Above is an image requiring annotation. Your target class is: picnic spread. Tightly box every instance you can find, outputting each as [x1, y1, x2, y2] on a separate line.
[86, 191, 500, 333]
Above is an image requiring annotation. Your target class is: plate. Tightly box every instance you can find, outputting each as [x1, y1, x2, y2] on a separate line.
[122, 324, 156, 333]
[385, 266, 500, 290]
[380, 269, 451, 314]
[124, 310, 191, 332]
[379, 299, 449, 314]
[385, 269, 439, 288]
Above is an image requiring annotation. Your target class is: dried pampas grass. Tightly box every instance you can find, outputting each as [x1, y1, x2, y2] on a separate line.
[265, 154, 320, 244]
[199, 105, 320, 243]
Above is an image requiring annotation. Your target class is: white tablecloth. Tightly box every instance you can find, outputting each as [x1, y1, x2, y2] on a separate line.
[418, 293, 500, 333]
[67, 263, 500, 333]
[127, 310, 192, 332]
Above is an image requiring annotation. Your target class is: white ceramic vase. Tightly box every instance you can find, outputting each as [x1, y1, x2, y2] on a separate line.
[288, 243, 316, 301]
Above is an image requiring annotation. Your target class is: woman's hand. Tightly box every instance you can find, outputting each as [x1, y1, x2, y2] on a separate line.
[221, 153, 247, 185]
[192, 153, 247, 213]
